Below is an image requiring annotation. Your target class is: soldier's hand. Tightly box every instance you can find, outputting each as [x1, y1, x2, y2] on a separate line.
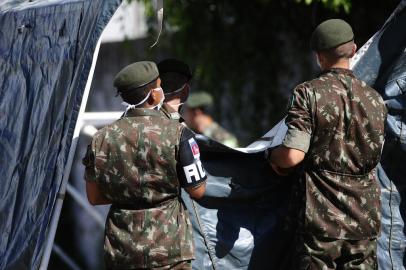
[270, 163, 291, 176]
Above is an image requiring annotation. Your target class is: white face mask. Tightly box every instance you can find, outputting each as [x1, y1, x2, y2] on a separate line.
[164, 83, 188, 107]
[165, 84, 186, 96]
[121, 87, 165, 115]
[151, 87, 165, 110]
[316, 55, 322, 69]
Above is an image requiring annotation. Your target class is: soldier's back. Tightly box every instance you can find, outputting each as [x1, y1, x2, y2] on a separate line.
[307, 68, 386, 174]
[90, 108, 194, 269]
[297, 68, 387, 239]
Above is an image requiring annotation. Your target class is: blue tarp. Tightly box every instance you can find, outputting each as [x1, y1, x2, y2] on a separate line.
[0, 1, 120, 269]
[352, 2, 406, 268]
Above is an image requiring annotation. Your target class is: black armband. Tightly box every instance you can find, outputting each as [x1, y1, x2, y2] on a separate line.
[177, 128, 207, 188]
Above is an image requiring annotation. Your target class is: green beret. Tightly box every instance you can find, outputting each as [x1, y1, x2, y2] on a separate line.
[310, 19, 354, 51]
[158, 58, 192, 81]
[187, 91, 213, 108]
[114, 61, 159, 92]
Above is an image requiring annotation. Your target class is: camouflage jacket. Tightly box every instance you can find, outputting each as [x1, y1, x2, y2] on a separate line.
[203, 121, 238, 148]
[160, 103, 184, 123]
[83, 108, 200, 269]
[160, 103, 238, 148]
[283, 68, 387, 240]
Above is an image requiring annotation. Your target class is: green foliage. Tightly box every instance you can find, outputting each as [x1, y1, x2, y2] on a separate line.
[135, 0, 398, 144]
[296, 0, 352, 13]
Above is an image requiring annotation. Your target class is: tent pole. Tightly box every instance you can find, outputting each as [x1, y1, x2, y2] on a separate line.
[66, 183, 105, 228]
[52, 244, 82, 270]
[39, 39, 101, 270]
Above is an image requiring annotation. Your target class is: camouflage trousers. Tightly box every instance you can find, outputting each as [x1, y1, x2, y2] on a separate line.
[108, 260, 192, 270]
[291, 233, 377, 270]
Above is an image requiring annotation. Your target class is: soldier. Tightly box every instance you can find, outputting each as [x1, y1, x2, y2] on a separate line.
[184, 91, 239, 148]
[158, 58, 192, 122]
[82, 61, 207, 270]
[268, 19, 387, 269]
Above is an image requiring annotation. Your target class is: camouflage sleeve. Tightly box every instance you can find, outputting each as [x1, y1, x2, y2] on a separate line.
[82, 143, 97, 182]
[282, 84, 313, 153]
[177, 127, 207, 188]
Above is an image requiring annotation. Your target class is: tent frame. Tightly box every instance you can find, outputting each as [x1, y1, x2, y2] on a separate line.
[39, 40, 102, 270]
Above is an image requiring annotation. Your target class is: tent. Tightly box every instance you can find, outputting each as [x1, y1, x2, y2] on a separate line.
[0, 1, 120, 269]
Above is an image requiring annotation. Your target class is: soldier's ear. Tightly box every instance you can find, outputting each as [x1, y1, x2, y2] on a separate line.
[351, 43, 357, 58]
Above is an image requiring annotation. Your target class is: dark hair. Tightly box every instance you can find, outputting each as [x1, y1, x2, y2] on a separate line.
[120, 79, 157, 105]
[160, 72, 188, 93]
[320, 40, 355, 62]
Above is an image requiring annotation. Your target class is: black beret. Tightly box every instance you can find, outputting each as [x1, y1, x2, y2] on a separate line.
[158, 58, 192, 81]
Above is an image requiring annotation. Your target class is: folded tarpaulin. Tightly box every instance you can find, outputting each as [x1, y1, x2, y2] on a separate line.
[182, 122, 296, 270]
[186, 1, 406, 269]
[0, 1, 120, 269]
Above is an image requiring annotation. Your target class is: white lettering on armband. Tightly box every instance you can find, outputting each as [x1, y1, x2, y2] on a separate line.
[197, 160, 206, 178]
[183, 161, 206, 184]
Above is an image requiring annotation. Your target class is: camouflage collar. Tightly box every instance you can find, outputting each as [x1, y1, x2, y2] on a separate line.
[160, 103, 173, 118]
[320, 68, 354, 77]
[125, 108, 162, 117]
[160, 103, 185, 122]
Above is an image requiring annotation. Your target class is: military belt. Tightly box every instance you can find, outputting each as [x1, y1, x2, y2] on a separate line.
[112, 203, 156, 210]
[112, 198, 176, 210]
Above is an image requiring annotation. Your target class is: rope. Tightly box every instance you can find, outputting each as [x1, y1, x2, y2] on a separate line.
[191, 200, 218, 270]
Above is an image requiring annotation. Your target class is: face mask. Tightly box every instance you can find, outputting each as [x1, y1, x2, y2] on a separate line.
[164, 83, 188, 107]
[165, 84, 186, 96]
[121, 87, 165, 115]
[151, 87, 165, 110]
[169, 112, 181, 120]
[316, 55, 322, 69]
[121, 91, 152, 116]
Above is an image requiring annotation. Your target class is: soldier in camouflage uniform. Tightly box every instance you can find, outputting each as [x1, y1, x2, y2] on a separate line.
[157, 58, 192, 122]
[184, 91, 239, 148]
[82, 61, 207, 270]
[269, 19, 387, 269]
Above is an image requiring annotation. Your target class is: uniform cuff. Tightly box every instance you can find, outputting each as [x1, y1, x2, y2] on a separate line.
[282, 129, 311, 153]
[84, 167, 97, 182]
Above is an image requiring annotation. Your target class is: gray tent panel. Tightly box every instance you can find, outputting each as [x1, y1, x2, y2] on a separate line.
[0, 1, 120, 269]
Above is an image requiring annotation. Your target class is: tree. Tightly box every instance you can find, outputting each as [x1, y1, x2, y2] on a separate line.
[141, 0, 399, 144]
